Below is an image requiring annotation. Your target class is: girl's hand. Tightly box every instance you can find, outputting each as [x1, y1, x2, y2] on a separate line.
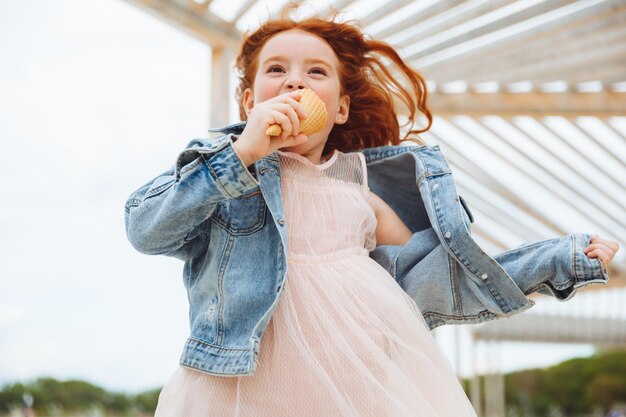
[584, 235, 619, 269]
[234, 91, 309, 165]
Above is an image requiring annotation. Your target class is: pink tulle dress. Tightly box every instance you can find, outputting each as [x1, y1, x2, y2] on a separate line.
[154, 149, 478, 417]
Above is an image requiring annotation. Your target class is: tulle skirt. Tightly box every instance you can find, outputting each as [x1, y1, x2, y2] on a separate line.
[154, 253, 478, 417]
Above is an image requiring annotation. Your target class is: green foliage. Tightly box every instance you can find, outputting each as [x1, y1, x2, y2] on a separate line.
[134, 388, 161, 412]
[0, 377, 161, 416]
[500, 348, 626, 416]
[505, 368, 553, 415]
[3, 350, 625, 415]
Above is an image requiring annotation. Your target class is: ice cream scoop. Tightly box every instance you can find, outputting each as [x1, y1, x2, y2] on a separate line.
[265, 88, 327, 137]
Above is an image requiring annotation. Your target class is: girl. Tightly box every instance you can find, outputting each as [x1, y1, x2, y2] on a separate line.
[124, 14, 619, 417]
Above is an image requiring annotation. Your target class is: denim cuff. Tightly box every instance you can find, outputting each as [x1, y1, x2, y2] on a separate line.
[175, 134, 260, 198]
[572, 232, 610, 290]
[202, 134, 260, 198]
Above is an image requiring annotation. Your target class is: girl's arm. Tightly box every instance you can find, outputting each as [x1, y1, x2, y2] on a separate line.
[124, 134, 259, 259]
[492, 233, 615, 300]
[368, 190, 413, 246]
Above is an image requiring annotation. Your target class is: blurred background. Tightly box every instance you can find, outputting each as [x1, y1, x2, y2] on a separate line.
[0, 0, 624, 416]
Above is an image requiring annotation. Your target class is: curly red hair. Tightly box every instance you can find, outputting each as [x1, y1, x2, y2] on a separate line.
[234, 10, 432, 153]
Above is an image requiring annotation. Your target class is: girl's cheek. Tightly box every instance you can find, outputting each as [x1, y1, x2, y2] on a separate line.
[257, 86, 279, 102]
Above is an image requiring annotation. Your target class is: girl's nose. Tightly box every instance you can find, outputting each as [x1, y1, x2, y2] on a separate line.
[285, 73, 307, 91]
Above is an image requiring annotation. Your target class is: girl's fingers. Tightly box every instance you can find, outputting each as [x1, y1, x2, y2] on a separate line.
[584, 240, 615, 252]
[287, 90, 303, 100]
[283, 96, 308, 120]
[267, 112, 291, 137]
[263, 93, 307, 139]
[586, 247, 611, 264]
[584, 243, 618, 261]
[589, 235, 620, 251]
[272, 103, 300, 138]
[278, 98, 307, 130]
[270, 92, 307, 120]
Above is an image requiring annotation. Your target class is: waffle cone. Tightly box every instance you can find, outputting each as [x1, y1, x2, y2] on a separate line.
[265, 89, 327, 136]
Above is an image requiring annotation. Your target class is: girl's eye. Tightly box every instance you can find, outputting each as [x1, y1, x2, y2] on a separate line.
[267, 65, 284, 73]
[266, 65, 326, 75]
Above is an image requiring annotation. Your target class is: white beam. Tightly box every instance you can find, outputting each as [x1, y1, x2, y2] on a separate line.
[394, 0, 570, 59]
[449, 32, 626, 86]
[211, 47, 236, 127]
[233, 0, 257, 23]
[423, 3, 626, 83]
[464, 115, 626, 226]
[417, 90, 626, 118]
[426, 129, 570, 236]
[358, 0, 416, 28]
[120, 0, 241, 48]
[429, 118, 620, 238]
[474, 314, 626, 344]
[406, 0, 616, 68]
[370, 0, 504, 40]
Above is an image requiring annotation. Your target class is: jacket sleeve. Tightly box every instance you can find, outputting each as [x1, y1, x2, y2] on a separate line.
[493, 233, 609, 301]
[124, 133, 259, 260]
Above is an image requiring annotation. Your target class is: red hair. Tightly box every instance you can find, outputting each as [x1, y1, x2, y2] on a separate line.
[234, 10, 432, 152]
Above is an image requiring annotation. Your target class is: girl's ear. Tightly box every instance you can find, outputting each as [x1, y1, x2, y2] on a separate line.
[243, 88, 254, 116]
[335, 94, 350, 125]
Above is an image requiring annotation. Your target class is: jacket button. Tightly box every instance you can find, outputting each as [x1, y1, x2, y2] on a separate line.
[432, 184, 438, 190]
[444, 231, 451, 238]
[278, 218, 285, 226]
[481, 273, 488, 280]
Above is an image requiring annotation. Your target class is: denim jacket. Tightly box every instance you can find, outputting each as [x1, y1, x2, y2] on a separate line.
[124, 121, 609, 376]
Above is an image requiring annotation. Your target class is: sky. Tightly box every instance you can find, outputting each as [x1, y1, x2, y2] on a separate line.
[0, 0, 210, 393]
[0, 0, 616, 394]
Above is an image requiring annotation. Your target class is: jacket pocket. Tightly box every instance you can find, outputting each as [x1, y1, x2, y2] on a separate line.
[210, 188, 267, 235]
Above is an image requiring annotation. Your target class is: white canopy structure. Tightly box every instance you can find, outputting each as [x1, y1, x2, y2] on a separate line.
[120, 0, 625, 280]
[119, 1, 625, 415]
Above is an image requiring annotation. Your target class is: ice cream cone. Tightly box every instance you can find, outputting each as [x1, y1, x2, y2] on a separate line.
[265, 88, 327, 136]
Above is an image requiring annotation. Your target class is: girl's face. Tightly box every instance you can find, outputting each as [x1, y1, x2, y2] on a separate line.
[243, 29, 350, 158]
